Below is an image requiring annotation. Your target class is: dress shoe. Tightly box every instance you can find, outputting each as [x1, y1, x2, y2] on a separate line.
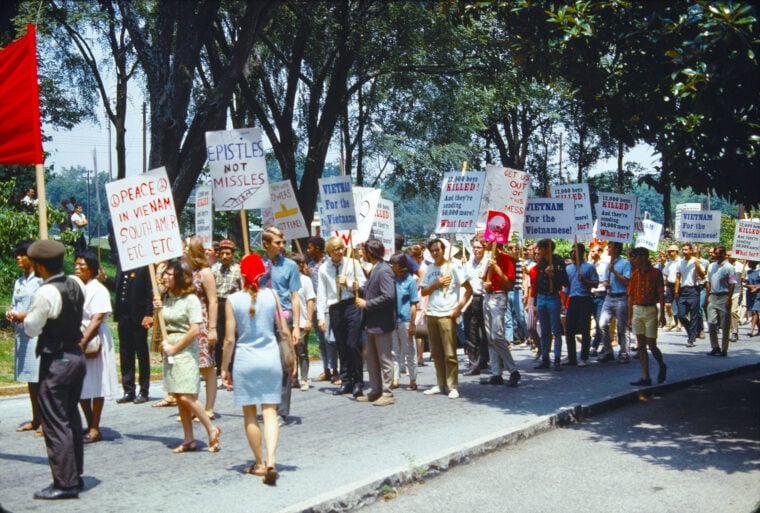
[352, 384, 364, 397]
[333, 383, 353, 396]
[356, 394, 380, 403]
[589, 348, 598, 357]
[597, 352, 614, 363]
[480, 375, 504, 385]
[630, 378, 652, 387]
[134, 393, 149, 404]
[507, 370, 521, 387]
[720, 350, 728, 357]
[707, 348, 721, 356]
[314, 370, 331, 382]
[463, 368, 481, 376]
[115, 393, 135, 404]
[534, 358, 550, 370]
[657, 364, 667, 384]
[83, 432, 102, 444]
[34, 484, 78, 500]
[553, 358, 562, 371]
[729, 334, 738, 342]
[372, 395, 395, 406]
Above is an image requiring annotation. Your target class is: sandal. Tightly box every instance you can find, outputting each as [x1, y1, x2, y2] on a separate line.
[244, 463, 267, 476]
[153, 397, 177, 408]
[207, 427, 222, 453]
[172, 441, 197, 453]
[405, 383, 418, 391]
[263, 466, 278, 485]
[34, 426, 44, 438]
[16, 421, 36, 432]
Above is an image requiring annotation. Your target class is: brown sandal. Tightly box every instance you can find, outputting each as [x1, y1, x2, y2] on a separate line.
[153, 397, 177, 408]
[172, 441, 197, 453]
[244, 463, 267, 476]
[263, 466, 278, 485]
[207, 427, 221, 453]
[405, 383, 418, 391]
[16, 421, 36, 432]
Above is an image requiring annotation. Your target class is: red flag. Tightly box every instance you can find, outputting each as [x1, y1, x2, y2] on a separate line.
[0, 24, 44, 165]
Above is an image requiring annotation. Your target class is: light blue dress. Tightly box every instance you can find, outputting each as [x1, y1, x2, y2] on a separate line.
[228, 288, 282, 407]
[12, 272, 42, 382]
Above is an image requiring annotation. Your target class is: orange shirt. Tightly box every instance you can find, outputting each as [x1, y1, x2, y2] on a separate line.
[627, 266, 664, 306]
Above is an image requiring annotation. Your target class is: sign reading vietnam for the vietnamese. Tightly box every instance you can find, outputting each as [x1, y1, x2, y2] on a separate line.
[269, 180, 309, 240]
[596, 192, 638, 243]
[478, 165, 530, 238]
[733, 219, 760, 260]
[551, 183, 593, 242]
[675, 203, 702, 240]
[194, 185, 213, 249]
[106, 167, 183, 271]
[205, 127, 269, 211]
[318, 175, 357, 231]
[523, 198, 574, 239]
[679, 210, 721, 243]
[434, 171, 485, 234]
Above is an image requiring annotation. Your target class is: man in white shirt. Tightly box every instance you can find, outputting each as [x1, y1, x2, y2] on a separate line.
[675, 243, 706, 347]
[70, 204, 88, 253]
[462, 237, 488, 375]
[663, 244, 681, 330]
[705, 246, 736, 356]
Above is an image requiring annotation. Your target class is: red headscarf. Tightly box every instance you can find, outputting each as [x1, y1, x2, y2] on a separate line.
[240, 253, 266, 289]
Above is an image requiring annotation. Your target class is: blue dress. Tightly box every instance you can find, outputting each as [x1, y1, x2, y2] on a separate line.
[12, 272, 42, 382]
[229, 288, 282, 407]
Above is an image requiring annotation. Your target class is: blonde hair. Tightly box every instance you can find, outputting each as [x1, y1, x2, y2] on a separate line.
[325, 235, 345, 255]
[263, 226, 284, 245]
[185, 235, 209, 270]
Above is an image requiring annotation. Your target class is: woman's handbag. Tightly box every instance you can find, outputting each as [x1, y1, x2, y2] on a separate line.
[272, 290, 295, 373]
[84, 335, 102, 358]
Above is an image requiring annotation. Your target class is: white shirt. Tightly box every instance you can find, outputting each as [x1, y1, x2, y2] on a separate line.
[316, 257, 366, 322]
[664, 257, 681, 283]
[677, 257, 701, 287]
[297, 274, 315, 329]
[464, 255, 488, 295]
[24, 273, 86, 338]
[420, 260, 467, 317]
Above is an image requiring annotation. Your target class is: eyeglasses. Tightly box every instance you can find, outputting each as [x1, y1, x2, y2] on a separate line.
[162, 271, 174, 277]
[74, 262, 88, 268]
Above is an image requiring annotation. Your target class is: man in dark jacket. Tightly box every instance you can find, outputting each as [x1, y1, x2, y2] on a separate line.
[355, 239, 397, 406]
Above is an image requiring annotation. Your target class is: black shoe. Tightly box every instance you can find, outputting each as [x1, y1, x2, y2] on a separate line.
[564, 359, 578, 366]
[480, 375, 504, 385]
[352, 383, 364, 397]
[589, 348, 598, 357]
[133, 393, 149, 404]
[115, 393, 135, 404]
[630, 378, 652, 387]
[463, 368, 481, 376]
[507, 370, 521, 387]
[707, 348, 721, 356]
[597, 352, 614, 363]
[34, 484, 78, 500]
[534, 358, 550, 370]
[657, 364, 667, 384]
[554, 358, 562, 371]
[333, 384, 352, 396]
[720, 350, 728, 357]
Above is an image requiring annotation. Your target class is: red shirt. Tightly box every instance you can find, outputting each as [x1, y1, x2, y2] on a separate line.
[627, 266, 664, 306]
[484, 250, 516, 293]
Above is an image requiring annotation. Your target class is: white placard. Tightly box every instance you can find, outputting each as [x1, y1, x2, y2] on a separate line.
[675, 203, 702, 240]
[434, 171, 486, 234]
[353, 187, 382, 243]
[678, 210, 722, 243]
[106, 167, 184, 271]
[371, 198, 395, 260]
[478, 165, 531, 238]
[636, 219, 662, 251]
[269, 180, 309, 240]
[206, 127, 269, 211]
[551, 183, 593, 242]
[523, 198, 575, 239]
[733, 219, 760, 260]
[596, 192, 638, 243]
[194, 185, 213, 249]
[318, 176, 357, 231]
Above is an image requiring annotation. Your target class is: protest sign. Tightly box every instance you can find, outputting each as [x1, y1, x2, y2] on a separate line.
[479, 165, 530, 237]
[636, 219, 663, 251]
[318, 175, 357, 232]
[205, 127, 269, 211]
[484, 211, 511, 244]
[674, 203, 702, 240]
[523, 198, 574, 239]
[733, 219, 760, 260]
[551, 183, 593, 241]
[194, 185, 213, 249]
[269, 180, 309, 240]
[371, 198, 395, 260]
[353, 187, 382, 243]
[678, 210, 721, 243]
[106, 167, 183, 271]
[596, 192, 638, 243]
[434, 171, 486, 234]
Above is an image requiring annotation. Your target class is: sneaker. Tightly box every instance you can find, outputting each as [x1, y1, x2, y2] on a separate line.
[372, 395, 395, 406]
[423, 386, 442, 396]
[617, 353, 630, 364]
[578, 359, 588, 367]
[447, 388, 460, 399]
[698, 331, 705, 339]
[300, 381, 309, 391]
[729, 334, 738, 343]
[685, 341, 696, 348]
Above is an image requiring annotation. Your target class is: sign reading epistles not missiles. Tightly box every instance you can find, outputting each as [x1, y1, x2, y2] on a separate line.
[371, 198, 395, 260]
[551, 183, 593, 242]
[674, 203, 701, 240]
[479, 165, 530, 237]
[205, 127, 269, 211]
[733, 219, 760, 260]
[523, 198, 574, 239]
[269, 180, 309, 240]
[106, 167, 184, 271]
[434, 171, 485, 234]
[678, 210, 721, 243]
[194, 185, 213, 249]
[636, 219, 663, 251]
[318, 175, 357, 231]
[596, 192, 638, 243]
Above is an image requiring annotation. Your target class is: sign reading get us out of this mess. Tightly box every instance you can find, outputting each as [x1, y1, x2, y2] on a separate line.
[205, 127, 269, 211]
[106, 167, 184, 271]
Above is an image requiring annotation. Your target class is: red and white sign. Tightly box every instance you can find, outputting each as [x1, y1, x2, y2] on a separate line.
[194, 185, 213, 249]
[484, 210, 511, 244]
[479, 165, 530, 238]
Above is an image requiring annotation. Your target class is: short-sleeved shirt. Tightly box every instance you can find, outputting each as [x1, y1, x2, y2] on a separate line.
[485, 250, 516, 293]
[627, 266, 664, 306]
[677, 257, 701, 287]
[606, 257, 632, 294]
[663, 257, 681, 284]
[420, 260, 467, 317]
[395, 273, 419, 323]
[566, 261, 599, 297]
[707, 260, 736, 294]
[297, 274, 316, 328]
[464, 256, 487, 295]
[263, 255, 301, 311]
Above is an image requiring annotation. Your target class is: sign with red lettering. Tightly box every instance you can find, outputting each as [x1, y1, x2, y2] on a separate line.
[105, 167, 184, 270]
[484, 211, 511, 244]
[371, 198, 395, 260]
[478, 165, 530, 239]
[551, 183, 593, 242]
[733, 219, 760, 259]
[205, 127, 269, 211]
[595, 192, 638, 243]
[269, 180, 309, 240]
[194, 185, 213, 249]
[434, 171, 486, 234]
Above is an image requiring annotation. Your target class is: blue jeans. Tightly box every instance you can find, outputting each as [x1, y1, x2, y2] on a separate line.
[600, 294, 629, 355]
[315, 311, 337, 371]
[505, 288, 528, 343]
[537, 294, 563, 360]
[591, 294, 606, 349]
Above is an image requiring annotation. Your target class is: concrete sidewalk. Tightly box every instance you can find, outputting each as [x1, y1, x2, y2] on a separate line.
[0, 329, 758, 513]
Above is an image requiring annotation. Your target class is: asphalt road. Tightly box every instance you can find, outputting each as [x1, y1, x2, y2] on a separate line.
[360, 370, 760, 513]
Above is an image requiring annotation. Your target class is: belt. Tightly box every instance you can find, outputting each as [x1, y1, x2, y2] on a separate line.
[681, 286, 697, 289]
[486, 291, 505, 295]
[609, 292, 627, 298]
[591, 292, 607, 297]
[635, 303, 657, 307]
[537, 293, 559, 297]
[329, 298, 354, 308]
[710, 292, 728, 296]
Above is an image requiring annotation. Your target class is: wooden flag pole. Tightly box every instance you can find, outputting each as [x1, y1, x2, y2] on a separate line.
[240, 210, 250, 255]
[485, 241, 496, 284]
[294, 239, 304, 256]
[35, 163, 48, 239]
[574, 235, 581, 278]
[148, 263, 169, 353]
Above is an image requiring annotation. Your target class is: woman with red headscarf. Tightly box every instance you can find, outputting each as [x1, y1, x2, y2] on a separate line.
[221, 254, 291, 485]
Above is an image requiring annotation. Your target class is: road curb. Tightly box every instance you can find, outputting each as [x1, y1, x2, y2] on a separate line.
[284, 362, 760, 513]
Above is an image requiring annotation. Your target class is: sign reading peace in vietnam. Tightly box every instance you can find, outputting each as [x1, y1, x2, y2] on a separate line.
[106, 167, 184, 271]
